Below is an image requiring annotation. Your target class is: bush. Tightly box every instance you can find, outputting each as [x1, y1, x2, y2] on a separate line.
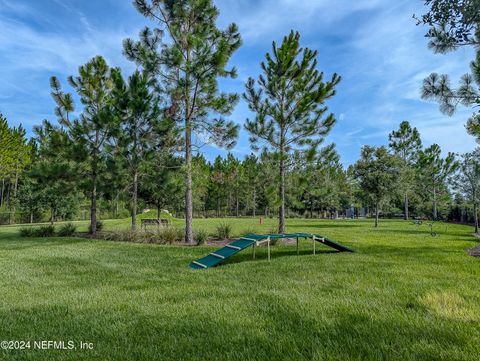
[216, 222, 232, 239]
[103, 229, 141, 243]
[241, 227, 257, 236]
[21, 225, 56, 238]
[19, 227, 35, 237]
[194, 229, 209, 245]
[57, 223, 77, 237]
[156, 227, 184, 244]
[36, 225, 56, 237]
[102, 227, 184, 244]
[89, 221, 103, 233]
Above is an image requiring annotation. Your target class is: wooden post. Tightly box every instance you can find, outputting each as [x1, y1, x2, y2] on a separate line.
[268, 237, 271, 261]
[253, 243, 256, 259]
[296, 237, 299, 255]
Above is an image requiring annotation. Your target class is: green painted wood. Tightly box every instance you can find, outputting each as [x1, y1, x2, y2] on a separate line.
[189, 232, 354, 269]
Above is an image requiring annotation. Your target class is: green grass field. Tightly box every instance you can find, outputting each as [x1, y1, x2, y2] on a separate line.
[0, 218, 479, 360]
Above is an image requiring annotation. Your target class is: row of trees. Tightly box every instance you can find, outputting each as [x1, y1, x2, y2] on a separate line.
[2, 0, 480, 236]
[0, 116, 33, 223]
[6, 103, 480, 232]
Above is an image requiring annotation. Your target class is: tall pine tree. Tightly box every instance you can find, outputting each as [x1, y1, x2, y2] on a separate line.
[388, 121, 422, 220]
[244, 31, 340, 233]
[50, 56, 117, 233]
[125, 0, 241, 243]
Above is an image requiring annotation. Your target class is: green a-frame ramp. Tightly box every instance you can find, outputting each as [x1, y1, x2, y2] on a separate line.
[190, 233, 353, 270]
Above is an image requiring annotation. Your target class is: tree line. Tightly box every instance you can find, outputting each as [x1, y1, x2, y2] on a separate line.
[1, 0, 480, 237]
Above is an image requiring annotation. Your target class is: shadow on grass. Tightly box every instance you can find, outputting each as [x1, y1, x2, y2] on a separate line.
[222, 248, 340, 266]
[0, 237, 89, 250]
[288, 223, 363, 230]
[0, 293, 472, 361]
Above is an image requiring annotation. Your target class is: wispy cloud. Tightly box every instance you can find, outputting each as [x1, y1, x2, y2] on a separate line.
[0, 0, 477, 164]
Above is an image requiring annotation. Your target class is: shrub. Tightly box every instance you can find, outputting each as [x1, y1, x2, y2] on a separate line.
[105, 229, 141, 243]
[89, 221, 103, 233]
[194, 229, 209, 245]
[157, 227, 184, 244]
[57, 223, 77, 237]
[241, 227, 257, 236]
[19, 227, 34, 237]
[216, 222, 232, 239]
[31, 225, 56, 237]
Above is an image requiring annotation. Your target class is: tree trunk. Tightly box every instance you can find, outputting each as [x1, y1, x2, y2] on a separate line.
[252, 189, 256, 217]
[236, 196, 239, 217]
[474, 203, 478, 234]
[11, 168, 18, 224]
[433, 185, 437, 220]
[90, 130, 100, 235]
[90, 177, 97, 233]
[157, 202, 161, 220]
[278, 151, 286, 233]
[131, 170, 138, 231]
[374, 203, 379, 228]
[115, 191, 119, 218]
[50, 207, 55, 225]
[0, 178, 4, 208]
[404, 192, 409, 220]
[185, 121, 194, 244]
[30, 212, 33, 224]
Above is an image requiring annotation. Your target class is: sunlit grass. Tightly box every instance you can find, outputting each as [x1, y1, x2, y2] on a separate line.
[0, 218, 479, 360]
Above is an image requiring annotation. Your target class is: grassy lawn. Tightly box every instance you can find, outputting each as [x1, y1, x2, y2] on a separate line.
[0, 218, 479, 360]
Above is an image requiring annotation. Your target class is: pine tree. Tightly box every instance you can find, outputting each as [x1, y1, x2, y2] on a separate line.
[125, 0, 241, 243]
[417, 1, 480, 139]
[30, 121, 78, 224]
[456, 148, 480, 233]
[353, 146, 399, 228]
[242, 154, 261, 217]
[417, 144, 458, 220]
[50, 56, 117, 234]
[111, 69, 174, 230]
[244, 31, 341, 233]
[388, 121, 422, 220]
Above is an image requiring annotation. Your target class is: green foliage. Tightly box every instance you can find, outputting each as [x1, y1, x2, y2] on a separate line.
[388, 121, 423, 219]
[57, 223, 77, 237]
[353, 146, 400, 227]
[101, 228, 182, 244]
[418, 144, 458, 219]
[455, 148, 480, 232]
[215, 222, 233, 239]
[194, 229, 209, 245]
[51, 56, 118, 234]
[19, 227, 34, 237]
[416, 0, 480, 53]
[418, 1, 480, 141]
[111, 69, 178, 230]
[244, 30, 340, 233]
[155, 227, 184, 244]
[125, 0, 242, 243]
[20, 225, 56, 238]
[89, 221, 104, 234]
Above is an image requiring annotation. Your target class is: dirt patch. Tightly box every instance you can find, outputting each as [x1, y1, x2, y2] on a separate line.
[468, 244, 480, 257]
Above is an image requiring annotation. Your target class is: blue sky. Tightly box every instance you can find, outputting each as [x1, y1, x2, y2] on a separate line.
[0, 0, 477, 165]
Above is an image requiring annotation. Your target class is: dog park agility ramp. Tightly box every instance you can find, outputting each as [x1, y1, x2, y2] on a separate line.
[189, 233, 353, 269]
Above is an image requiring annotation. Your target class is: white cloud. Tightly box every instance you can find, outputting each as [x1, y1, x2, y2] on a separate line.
[217, 0, 384, 42]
